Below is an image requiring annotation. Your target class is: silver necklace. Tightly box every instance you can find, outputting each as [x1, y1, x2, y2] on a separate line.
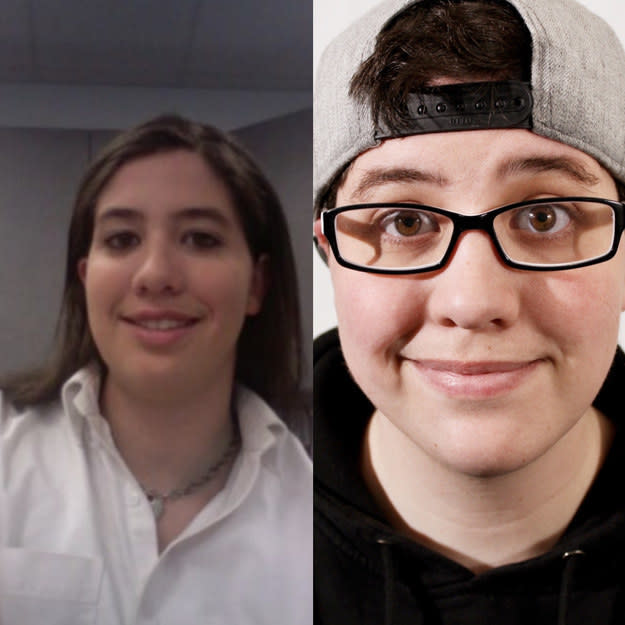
[141, 420, 241, 520]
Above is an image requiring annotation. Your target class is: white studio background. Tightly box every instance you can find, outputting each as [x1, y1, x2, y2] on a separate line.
[313, 0, 625, 349]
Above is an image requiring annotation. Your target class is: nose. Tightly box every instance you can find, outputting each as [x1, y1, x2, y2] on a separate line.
[427, 231, 521, 330]
[131, 237, 184, 296]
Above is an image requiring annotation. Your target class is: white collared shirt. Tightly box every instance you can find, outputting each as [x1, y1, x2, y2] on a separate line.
[0, 367, 312, 625]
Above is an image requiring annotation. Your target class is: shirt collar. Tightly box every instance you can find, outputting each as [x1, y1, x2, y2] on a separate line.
[61, 367, 285, 456]
[234, 384, 285, 456]
[60, 364, 107, 444]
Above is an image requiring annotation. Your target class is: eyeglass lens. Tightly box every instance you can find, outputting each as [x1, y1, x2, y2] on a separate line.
[332, 201, 616, 270]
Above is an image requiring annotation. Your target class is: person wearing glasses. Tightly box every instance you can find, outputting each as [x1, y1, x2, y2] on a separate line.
[313, 0, 625, 623]
[1, 115, 312, 624]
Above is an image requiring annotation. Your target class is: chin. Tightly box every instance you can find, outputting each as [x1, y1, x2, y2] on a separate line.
[394, 408, 539, 478]
[445, 456, 530, 479]
[108, 357, 189, 393]
[429, 433, 547, 479]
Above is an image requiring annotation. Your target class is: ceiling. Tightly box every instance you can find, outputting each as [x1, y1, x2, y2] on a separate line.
[0, 1, 312, 130]
[0, 0, 311, 90]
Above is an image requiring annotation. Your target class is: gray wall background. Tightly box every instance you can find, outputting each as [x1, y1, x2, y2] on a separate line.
[236, 109, 312, 383]
[0, 110, 312, 389]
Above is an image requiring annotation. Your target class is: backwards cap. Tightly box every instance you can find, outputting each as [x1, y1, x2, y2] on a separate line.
[313, 0, 625, 211]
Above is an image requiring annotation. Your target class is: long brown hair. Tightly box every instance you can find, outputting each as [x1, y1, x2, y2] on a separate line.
[2, 115, 303, 413]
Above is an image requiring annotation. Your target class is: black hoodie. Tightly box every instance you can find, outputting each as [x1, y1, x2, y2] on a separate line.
[314, 328, 625, 625]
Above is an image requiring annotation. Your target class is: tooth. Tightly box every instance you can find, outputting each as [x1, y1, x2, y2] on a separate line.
[138, 319, 187, 330]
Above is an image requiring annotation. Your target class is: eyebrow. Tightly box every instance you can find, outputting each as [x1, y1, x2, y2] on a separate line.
[347, 154, 601, 203]
[496, 156, 600, 187]
[96, 206, 230, 225]
[350, 167, 449, 201]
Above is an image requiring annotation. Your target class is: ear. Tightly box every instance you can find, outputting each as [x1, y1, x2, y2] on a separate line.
[246, 254, 269, 316]
[313, 218, 330, 264]
[77, 258, 88, 284]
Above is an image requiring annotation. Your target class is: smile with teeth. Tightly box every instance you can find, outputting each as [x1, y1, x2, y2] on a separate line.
[129, 318, 195, 331]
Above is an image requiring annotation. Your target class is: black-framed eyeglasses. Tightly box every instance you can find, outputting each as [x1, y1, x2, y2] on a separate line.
[320, 198, 625, 274]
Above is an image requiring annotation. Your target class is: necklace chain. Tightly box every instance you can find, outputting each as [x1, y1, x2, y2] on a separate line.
[141, 417, 241, 520]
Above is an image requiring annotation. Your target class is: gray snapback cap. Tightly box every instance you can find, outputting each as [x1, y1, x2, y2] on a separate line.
[314, 0, 625, 211]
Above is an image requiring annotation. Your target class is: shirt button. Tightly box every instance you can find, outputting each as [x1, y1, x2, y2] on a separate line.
[127, 488, 142, 506]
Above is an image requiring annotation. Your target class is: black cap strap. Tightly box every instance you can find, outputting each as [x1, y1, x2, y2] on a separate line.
[374, 81, 532, 139]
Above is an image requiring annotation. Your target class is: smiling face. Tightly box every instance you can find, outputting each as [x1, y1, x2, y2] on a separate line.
[315, 129, 625, 477]
[79, 149, 266, 400]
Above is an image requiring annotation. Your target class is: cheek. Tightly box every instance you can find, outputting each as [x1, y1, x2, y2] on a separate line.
[532, 265, 624, 378]
[192, 261, 255, 316]
[83, 257, 129, 316]
[330, 262, 428, 364]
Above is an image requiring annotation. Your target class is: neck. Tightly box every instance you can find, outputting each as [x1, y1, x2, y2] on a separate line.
[100, 372, 235, 495]
[363, 407, 614, 573]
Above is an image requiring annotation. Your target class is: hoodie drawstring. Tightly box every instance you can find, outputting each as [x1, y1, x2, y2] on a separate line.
[558, 549, 585, 625]
[378, 536, 585, 624]
[378, 537, 395, 625]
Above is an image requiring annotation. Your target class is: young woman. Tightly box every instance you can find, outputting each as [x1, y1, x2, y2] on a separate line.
[313, 0, 625, 623]
[0, 115, 311, 624]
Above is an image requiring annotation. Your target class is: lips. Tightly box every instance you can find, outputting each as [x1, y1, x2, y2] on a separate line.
[408, 358, 543, 399]
[417, 360, 536, 375]
[127, 318, 196, 331]
[122, 310, 199, 329]
[121, 310, 200, 345]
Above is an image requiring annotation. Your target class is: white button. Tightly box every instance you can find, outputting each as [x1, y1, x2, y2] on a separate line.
[127, 488, 142, 506]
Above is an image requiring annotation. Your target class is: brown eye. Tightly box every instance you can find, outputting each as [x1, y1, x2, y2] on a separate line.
[182, 231, 221, 249]
[378, 209, 440, 239]
[528, 206, 556, 232]
[394, 214, 421, 236]
[105, 231, 140, 250]
[510, 203, 573, 236]
[380, 210, 438, 237]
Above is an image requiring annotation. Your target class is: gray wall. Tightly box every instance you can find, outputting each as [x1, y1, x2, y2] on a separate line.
[0, 128, 94, 371]
[0, 111, 311, 389]
[235, 109, 312, 384]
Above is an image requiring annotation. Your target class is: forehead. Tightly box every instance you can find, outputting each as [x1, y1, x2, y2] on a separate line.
[95, 149, 235, 217]
[338, 129, 615, 204]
